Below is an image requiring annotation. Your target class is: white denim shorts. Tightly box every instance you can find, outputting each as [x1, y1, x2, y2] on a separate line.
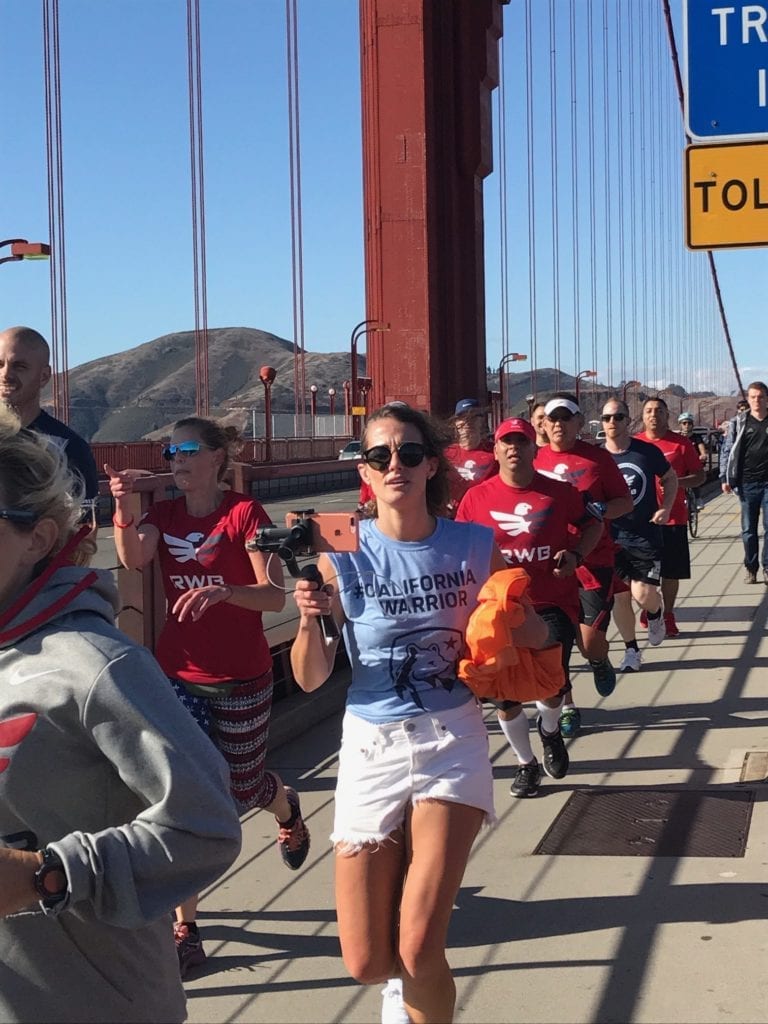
[330, 697, 496, 852]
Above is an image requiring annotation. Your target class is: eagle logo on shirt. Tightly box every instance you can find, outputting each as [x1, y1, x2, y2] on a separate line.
[0, 713, 37, 775]
[489, 503, 550, 537]
[163, 532, 206, 563]
[538, 464, 587, 486]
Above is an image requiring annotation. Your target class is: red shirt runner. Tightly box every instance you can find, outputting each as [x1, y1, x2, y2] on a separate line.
[142, 491, 273, 684]
[535, 439, 631, 568]
[634, 429, 702, 526]
[456, 471, 590, 624]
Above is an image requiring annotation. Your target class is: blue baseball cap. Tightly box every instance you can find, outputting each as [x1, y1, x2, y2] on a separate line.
[454, 398, 481, 416]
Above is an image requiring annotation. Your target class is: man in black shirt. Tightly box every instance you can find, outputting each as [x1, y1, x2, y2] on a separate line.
[0, 325, 99, 504]
[721, 381, 768, 583]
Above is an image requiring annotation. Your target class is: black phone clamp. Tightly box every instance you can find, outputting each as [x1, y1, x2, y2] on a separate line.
[246, 510, 339, 641]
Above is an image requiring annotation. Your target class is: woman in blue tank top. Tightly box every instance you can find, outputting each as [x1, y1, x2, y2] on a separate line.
[292, 403, 546, 1023]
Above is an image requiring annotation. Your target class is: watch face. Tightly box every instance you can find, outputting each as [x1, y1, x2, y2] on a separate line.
[34, 850, 68, 904]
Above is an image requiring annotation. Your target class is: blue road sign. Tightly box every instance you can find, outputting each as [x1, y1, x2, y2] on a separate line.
[685, 0, 768, 139]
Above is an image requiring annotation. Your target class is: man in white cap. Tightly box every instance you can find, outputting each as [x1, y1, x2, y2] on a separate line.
[535, 392, 633, 736]
[456, 416, 602, 796]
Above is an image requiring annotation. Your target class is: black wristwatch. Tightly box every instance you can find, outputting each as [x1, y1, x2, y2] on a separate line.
[34, 848, 68, 910]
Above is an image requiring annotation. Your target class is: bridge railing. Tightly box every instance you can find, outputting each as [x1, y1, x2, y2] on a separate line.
[92, 436, 354, 474]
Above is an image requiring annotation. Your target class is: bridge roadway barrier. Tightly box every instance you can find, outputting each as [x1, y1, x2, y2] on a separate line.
[178, 488, 768, 1024]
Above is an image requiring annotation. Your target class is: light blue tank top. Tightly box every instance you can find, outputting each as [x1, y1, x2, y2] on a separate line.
[327, 517, 495, 723]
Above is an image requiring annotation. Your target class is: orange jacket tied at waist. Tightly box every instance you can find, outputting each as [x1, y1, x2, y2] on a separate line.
[458, 568, 565, 703]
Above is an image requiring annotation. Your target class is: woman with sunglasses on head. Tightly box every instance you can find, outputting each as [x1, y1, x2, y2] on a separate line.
[106, 416, 310, 978]
[291, 403, 547, 1024]
[0, 404, 240, 1023]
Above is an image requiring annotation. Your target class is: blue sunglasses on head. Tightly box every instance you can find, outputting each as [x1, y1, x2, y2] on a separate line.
[0, 508, 38, 525]
[162, 440, 210, 461]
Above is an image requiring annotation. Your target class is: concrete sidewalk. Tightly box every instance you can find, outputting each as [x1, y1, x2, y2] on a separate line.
[184, 490, 768, 1023]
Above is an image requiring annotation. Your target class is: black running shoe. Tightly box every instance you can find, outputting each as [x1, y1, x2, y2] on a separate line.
[590, 658, 616, 697]
[537, 717, 569, 779]
[277, 787, 310, 870]
[510, 759, 542, 798]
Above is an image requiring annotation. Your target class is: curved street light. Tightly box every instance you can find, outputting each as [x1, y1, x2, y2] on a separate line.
[497, 352, 528, 416]
[350, 319, 390, 434]
[622, 379, 641, 402]
[575, 369, 597, 406]
[0, 238, 50, 267]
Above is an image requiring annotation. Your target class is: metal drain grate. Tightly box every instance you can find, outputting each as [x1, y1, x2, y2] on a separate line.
[534, 788, 754, 858]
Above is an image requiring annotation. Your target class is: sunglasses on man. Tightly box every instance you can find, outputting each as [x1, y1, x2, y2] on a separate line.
[601, 413, 627, 422]
[546, 411, 575, 423]
[362, 442, 428, 472]
[162, 441, 211, 461]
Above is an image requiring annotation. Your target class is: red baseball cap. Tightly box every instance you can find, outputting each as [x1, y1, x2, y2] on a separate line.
[494, 417, 536, 443]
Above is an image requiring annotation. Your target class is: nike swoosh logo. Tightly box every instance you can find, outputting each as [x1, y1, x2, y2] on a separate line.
[7, 670, 59, 687]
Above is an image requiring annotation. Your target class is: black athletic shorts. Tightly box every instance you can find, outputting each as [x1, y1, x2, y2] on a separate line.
[578, 564, 614, 632]
[614, 532, 663, 587]
[660, 524, 691, 580]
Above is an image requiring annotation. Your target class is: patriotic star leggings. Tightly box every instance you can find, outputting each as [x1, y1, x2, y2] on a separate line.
[169, 671, 278, 814]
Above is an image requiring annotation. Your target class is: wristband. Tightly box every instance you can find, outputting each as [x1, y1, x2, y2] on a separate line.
[112, 514, 135, 529]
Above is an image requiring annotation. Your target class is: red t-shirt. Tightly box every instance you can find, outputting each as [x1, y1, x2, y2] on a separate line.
[535, 439, 631, 567]
[456, 471, 589, 624]
[444, 441, 496, 484]
[634, 430, 701, 525]
[142, 491, 272, 684]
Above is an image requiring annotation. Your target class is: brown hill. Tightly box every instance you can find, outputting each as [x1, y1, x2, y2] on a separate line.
[58, 327, 362, 441]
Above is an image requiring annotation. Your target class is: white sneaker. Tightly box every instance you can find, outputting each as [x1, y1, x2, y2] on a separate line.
[618, 648, 642, 672]
[381, 978, 411, 1024]
[646, 612, 666, 647]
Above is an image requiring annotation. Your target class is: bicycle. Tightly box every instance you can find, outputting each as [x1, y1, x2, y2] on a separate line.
[686, 488, 699, 539]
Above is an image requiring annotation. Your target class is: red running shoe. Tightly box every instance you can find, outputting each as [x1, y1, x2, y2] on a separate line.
[664, 612, 680, 638]
[639, 610, 648, 628]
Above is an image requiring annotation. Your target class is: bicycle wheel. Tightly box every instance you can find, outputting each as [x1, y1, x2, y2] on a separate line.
[687, 493, 699, 539]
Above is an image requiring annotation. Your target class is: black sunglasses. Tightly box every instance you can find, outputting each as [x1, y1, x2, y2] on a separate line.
[547, 411, 575, 422]
[362, 442, 428, 472]
[601, 413, 627, 422]
[0, 509, 38, 525]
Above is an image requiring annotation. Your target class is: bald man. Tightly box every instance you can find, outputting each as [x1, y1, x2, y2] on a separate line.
[0, 325, 99, 502]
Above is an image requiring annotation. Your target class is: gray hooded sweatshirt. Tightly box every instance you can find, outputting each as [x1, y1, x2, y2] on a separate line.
[0, 566, 242, 1023]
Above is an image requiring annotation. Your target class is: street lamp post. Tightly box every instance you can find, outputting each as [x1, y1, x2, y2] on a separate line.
[497, 352, 528, 417]
[358, 376, 373, 418]
[342, 379, 352, 434]
[621, 379, 641, 402]
[309, 384, 318, 437]
[0, 238, 51, 267]
[259, 365, 277, 462]
[575, 369, 597, 406]
[350, 319, 389, 436]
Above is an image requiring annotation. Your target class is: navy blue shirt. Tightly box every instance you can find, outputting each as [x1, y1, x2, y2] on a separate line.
[29, 409, 99, 502]
[607, 438, 670, 542]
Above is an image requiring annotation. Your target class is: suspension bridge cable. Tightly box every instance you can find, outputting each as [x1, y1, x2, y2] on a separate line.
[615, 2, 627, 384]
[568, 0, 580, 376]
[548, 0, 561, 391]
[602, 0, 614, 387]
[186, 0, 209, 416]
[587, 0, 598, 401]
[525, 0, 538, 396]
[497, 39, 510, 365]
[285, 0, 307, 430]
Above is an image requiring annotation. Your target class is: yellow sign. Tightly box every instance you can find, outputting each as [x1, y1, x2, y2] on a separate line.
[686, 141, 768, 250]
[351, 405, 367, 416]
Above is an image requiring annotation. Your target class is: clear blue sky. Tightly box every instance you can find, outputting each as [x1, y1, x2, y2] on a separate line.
[0, 0, 763, 395]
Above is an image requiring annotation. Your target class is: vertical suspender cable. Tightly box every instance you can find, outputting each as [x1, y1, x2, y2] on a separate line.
[660, 0, 744, 396]
[43, 0, 69, 422]
[615, 3, 627, 384]
[524, 0, 538, 399]
[627, 5, 638, 383]
[286, 0, 307, 432]
[568, 0, 580, 376]
[587, 0, 598, 404]
[602, 0, 614, 388]
[638, 0, 649, 385]
[649, 3, 660, 386]
[186, 0, 209, 416]
[548, 0, 561, 391]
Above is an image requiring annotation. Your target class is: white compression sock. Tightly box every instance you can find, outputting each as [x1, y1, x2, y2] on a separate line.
[497, 713, 535, 764]
[535, 702, 561, 735]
